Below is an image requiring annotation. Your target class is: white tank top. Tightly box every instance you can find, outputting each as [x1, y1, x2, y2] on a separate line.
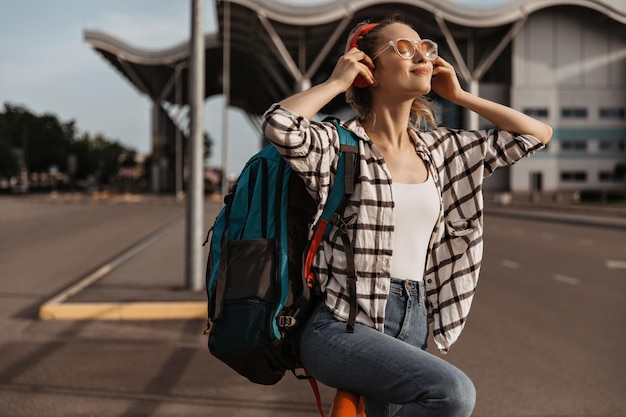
[390, 175, 440, 281]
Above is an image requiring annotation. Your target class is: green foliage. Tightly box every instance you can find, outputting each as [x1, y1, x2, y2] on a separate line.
[0, 103, 77, 174]
[0, 139, 19, 178]
[0, 102, 135, 184]
[0, 101, 215, 192]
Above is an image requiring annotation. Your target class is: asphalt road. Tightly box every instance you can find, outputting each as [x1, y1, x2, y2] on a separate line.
[0, 196, 625, 417]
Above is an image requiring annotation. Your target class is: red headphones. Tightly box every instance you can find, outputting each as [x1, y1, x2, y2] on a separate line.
[348, 23, 379, 88]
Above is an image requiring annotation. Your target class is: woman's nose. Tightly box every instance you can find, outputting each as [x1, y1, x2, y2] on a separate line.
[412, 49, 427, 63]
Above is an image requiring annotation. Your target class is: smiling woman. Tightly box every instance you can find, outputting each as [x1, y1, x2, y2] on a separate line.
[261, 15, 552, 417]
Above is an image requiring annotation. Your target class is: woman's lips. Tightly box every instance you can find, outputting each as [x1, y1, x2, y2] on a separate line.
[412, 67, 431, 76]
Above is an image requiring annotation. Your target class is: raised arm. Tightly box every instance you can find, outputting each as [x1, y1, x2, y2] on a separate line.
[278, 48, 375, 120]
[431, 57, 553, 144]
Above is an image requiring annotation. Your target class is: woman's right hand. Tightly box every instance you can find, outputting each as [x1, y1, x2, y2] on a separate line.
[277, 48, 375, 120]
[328, 48, 376, 91]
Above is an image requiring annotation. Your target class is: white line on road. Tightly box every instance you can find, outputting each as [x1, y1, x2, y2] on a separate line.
[605, 259, 626, 270]
[553, 274, 581, 286]
[43, 216, 184, 306]
[500, 260, 520, 269]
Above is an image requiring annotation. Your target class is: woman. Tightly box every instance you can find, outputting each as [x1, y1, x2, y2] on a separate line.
[262, 17, 552, 417]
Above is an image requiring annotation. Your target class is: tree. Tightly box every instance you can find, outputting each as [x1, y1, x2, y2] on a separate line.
[0, 103, 75, 174]
[91, 134, 127, 184]
[0, 102, 137, 189]
[69, 132, 132, 185]
[0, 136, 19, 178]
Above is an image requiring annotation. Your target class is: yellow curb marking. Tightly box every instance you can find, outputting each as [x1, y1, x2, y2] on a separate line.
[40, 301, 206, 320]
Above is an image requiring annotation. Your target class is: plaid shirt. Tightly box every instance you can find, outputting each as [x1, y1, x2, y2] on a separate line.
[262, 104, 544, 352]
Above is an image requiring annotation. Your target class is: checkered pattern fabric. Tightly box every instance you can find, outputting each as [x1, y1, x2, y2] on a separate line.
[262, 104, 544, 352]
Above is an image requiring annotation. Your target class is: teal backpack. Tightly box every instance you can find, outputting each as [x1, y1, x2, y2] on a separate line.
[204, 120, 359, 386]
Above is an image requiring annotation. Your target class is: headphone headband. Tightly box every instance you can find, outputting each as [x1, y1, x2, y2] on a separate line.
[349, 23, 379, 50]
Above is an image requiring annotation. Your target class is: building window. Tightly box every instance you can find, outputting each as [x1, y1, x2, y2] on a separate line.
[560, 140, 587, 152]
[599, 140, 626, 152]
[599, 171, 618, 182]
[524, 108, 549, 118]
[560, 171, 587, 182]
[561, 108, 588, 119]
[599, 107, 625, 120]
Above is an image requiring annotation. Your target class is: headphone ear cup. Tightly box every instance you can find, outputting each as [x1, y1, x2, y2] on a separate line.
[347, 23, 379, 88]
[353, 65, 373, 88]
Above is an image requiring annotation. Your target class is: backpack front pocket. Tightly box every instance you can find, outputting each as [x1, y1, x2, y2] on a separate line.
[223, 238, 276, 302]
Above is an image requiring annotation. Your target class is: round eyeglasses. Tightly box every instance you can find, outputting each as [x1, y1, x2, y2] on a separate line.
[371, 38, 438, 61]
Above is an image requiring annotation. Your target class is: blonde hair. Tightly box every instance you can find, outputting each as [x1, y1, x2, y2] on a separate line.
[344, 18, 437, 129]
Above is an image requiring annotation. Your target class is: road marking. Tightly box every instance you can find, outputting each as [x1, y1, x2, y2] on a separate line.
[576, 238, 594, 247]
[44, 265, 113, 306]
[500, 260, 520, 269]
[605, 259, 626, 270]
[553, 274, 581, 286]
[40, 216, 184, 317]
[39, 301, 206, 320]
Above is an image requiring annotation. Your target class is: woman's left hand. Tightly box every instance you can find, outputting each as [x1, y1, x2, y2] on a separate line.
[430, 57, 464, 103]
[430, 58, 553, 144]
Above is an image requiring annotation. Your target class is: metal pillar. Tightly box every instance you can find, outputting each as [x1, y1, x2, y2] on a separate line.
[151, 103, 160, 193]
[467, 79, 480, 131]
[221, 0, 231, 199]
[185, 0, 205, 292]
[175, 64, 184, 202]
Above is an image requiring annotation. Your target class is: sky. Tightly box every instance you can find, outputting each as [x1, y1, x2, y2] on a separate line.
[0, 0, 532, 176]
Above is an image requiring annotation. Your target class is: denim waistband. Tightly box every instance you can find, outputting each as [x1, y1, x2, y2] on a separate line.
[390, 278, 424, 300]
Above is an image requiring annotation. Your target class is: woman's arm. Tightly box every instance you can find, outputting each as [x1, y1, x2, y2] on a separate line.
[278, 48, 375, 120]
[431, 58, 553, 144]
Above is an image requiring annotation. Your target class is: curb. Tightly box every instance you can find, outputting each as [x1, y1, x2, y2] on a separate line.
[37, 215, 207, 321]
[39, 301, 206, 320]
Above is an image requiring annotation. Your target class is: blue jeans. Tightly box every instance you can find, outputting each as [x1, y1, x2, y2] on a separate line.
[299, 279, 476, 417]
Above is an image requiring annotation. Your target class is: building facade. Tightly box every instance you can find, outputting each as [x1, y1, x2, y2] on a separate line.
[509, 6, 626, 192]
[86, 0, 626, 193]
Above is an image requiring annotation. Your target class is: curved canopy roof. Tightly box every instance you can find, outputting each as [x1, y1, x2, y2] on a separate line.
[84, 0, 626, 116]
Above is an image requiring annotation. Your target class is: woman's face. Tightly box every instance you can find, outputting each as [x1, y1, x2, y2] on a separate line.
[372, 23, 433, 97]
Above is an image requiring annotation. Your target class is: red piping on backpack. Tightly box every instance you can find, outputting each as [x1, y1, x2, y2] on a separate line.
[304, 219, 329, 288]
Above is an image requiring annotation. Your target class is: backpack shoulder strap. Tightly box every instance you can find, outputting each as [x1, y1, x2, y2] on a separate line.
[319, 117, 359, 221]
[304, 118, 360, 332]
[331, 122, 359, 332]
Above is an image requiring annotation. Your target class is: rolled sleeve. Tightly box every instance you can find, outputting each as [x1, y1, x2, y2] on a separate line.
[262, 104, 311, 157]
[261, 104, 339, 197]
[482, 129, 544, 176]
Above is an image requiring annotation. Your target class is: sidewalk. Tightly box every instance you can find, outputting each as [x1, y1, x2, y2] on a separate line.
[38, 192, 626, 321]
[483, 191, 626, 229]
[38, 196, 222, 321]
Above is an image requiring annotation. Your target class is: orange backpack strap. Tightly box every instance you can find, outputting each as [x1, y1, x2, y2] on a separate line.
[305, 368, 326, 417]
